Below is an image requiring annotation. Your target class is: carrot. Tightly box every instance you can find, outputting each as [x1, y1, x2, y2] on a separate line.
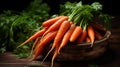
[43, 16, 68, 36]
[17, 27, 47, 48]
[42, 16, 64, 27]
[51, 42, 59, 67]
[86, 37, 91, 43]
[77, 29, 87, 43]
[70, 21, 74, 24]
[40, 20, 70, 64]
[31, 31, 57, 61]
[30, 37, 40, 57]
[52, 20, 70, 51]
[77, 23, 87, 43]
[58, 23, 75, 53]
[70, 26, 82, 42]
[95, 31, 103, 40]
[87, 25, 95, 46]
[90, 22, 106, 32]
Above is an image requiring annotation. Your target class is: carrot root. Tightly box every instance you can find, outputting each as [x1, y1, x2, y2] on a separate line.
[70, 26, 82, 42]
[32, 31, 57, 60]
[17, 27, 47, 48]
[51, 44, 59, 67]
[87, 25, 95, 47]
[77, 29, 87, 43]
[58, 23, 75, 53]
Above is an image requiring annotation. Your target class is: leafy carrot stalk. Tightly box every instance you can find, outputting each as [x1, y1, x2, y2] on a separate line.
[77, 24, 87, 43]
[42, 16, 64, 27]
[17, 27, 47, 48]
[40, 20, 70, 64]
[58, 23, 75, 53]
[30, 31, 57, 61]
[86, 37, 91, 43]
[43, 16, 68, 36]
[87, 25, 95, 46]
[90, 22, 106, 31]
[95, 31, 103, 40]
[70, 26, 82, 42]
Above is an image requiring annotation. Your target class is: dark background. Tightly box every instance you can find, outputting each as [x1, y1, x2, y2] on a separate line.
[0, 0, 119, 16]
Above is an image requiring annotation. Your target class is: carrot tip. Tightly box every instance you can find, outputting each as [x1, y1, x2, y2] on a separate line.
[17, 44, 24, 48]
[28, 55, 35, 62]
[57, 48, 62, 54]
[90, 43, 94, 47]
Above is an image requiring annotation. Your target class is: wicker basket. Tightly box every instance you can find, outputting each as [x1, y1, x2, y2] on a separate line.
[42, 30, 111, 61]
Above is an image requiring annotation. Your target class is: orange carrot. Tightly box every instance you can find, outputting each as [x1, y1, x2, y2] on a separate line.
[95, 31, 103, 40]
[30, 37, 40, 57]
[42, 16, 64, 27]
[51, 42, 59, 67]
[41, 20, 70, 64]
[86, 37, 91, 43]
[43, 16, 68, 36]
[70, 26, 82, 42]
[77, 24, 87, 43]
[87, 25, 95, 46]
[70, 21, 74, 24]
[31, 31, 57, 61]
[32, 37, 40, 50]
[77, 29, 87, 43]
[58, 23, 75, 53]
[17, 27, 47, 48]
[52, 20, 70, 50]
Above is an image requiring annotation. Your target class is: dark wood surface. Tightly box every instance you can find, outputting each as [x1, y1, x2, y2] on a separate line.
[0, 16, 120, 67]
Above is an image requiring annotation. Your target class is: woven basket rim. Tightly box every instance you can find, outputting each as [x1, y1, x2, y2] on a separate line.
[74, 30, 111, 46]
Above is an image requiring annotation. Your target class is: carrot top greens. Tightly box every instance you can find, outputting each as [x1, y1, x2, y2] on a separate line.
[59, 1, 112, 30]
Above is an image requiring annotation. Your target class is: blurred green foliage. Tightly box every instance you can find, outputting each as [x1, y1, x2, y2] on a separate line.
[0, 0, 50, 58]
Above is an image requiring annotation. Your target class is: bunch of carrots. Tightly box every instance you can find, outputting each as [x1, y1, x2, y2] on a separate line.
[17, 2, 111, 67]
[18, 15, 106, 67]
